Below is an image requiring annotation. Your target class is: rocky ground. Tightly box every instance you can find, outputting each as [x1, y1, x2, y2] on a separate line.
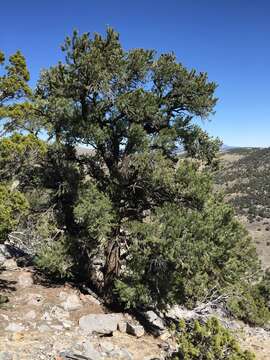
[0, 258, 169, 360]
[0, 250, 270, 360]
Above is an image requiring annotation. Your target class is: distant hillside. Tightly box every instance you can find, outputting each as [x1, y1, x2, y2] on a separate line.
[215, 147, 270, 269]
[215, 147, 270, 220]
[220, 144, 237, 152]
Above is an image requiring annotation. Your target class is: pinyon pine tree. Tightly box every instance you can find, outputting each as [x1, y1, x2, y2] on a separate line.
[8, 29, 266, 317]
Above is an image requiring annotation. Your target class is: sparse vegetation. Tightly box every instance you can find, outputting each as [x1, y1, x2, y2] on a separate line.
[169, 317, 255, 360]
[215, 148, 270, 221]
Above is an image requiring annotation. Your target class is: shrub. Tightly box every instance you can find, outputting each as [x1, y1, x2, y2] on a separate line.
[35, 235, 74, 279]
[169, 317, 255, 360]
[0, 184, 29, 242]
[227, 272, 270, 326]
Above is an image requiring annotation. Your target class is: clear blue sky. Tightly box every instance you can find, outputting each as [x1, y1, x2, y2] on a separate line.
[1, 0, 269, 147]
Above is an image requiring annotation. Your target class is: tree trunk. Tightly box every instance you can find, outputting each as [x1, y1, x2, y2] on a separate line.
[104, 240, 121, 291]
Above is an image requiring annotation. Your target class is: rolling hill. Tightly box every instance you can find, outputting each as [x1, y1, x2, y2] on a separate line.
[215, 147, 270, 269]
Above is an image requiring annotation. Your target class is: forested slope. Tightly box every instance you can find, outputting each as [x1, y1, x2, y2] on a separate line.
[215, 147, 270, 269]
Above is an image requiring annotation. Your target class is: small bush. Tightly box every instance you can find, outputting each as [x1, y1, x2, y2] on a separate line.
[227, 275, 270, 327]
[35, 235, 74, 279]
[0, 184, 29, 242]
[169, 317, 255, 360]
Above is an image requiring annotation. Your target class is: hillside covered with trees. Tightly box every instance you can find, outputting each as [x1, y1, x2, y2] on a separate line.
[1, 28, 270, 359]
[216, 147, 270, 221]
[215, 147, 270, 271]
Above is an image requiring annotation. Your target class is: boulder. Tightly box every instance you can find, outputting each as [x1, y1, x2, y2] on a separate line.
[79, 313, 122, 335]
[61, 293, 82, 311]
[144, 310, 166, 333]
[126, 322, 145, 337]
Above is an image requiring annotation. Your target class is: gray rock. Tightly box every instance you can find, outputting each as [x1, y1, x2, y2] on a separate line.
[61, 293, 82, 311]
[144, 310, 166, 331]
[5, 323, 25, 332]
[79, 313, 122, 335]
[118, 320, 127, 333]
[126, 322, 145, 337]
[0, 352, 13, 360]
[83, 342, 102, 360]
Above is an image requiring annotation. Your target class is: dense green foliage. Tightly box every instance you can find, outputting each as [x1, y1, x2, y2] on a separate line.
[169, 317, 255, 360]
[74, 181, 115, 244]
[115, 191, 259, 309]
